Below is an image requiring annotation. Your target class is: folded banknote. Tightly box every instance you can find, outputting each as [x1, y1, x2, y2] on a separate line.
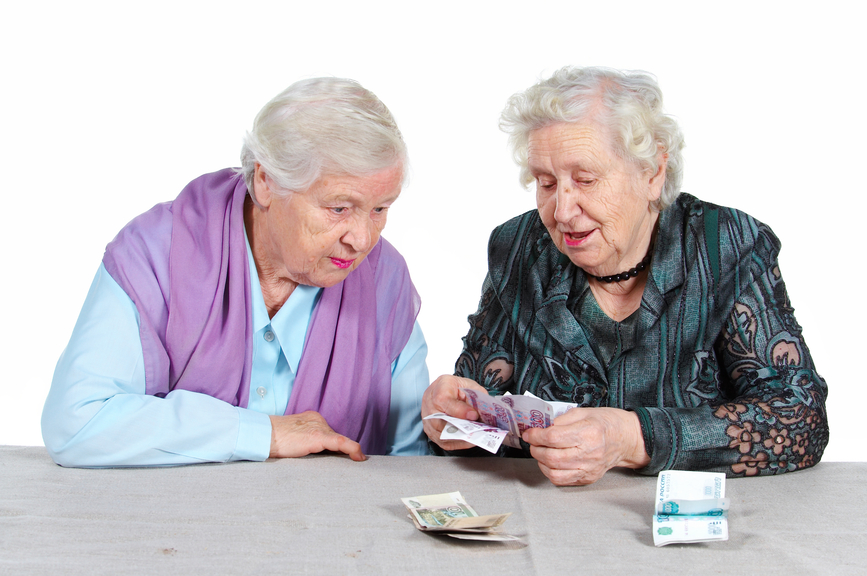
[401, 491, 519, 541]
[652, 470, 730, 546]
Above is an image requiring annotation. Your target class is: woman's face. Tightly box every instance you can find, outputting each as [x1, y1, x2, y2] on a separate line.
[251, 163, 403, 288]
[529, 121, 665, 278]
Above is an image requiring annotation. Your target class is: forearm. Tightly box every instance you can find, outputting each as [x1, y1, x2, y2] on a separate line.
[633, 374, 828, 476]
[386, 321, 431, 456]
[43, 388, 272, 467]
[42, 263, 272, 467]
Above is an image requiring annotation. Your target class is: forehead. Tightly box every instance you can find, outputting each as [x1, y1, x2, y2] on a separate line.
[527, 122, 616, 170]
[306, 165, 404, 200]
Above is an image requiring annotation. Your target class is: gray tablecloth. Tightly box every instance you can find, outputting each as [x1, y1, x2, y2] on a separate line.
[1, 446, 863, 575]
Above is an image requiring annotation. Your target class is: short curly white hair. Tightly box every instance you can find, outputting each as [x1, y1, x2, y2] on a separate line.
[500, 66, 685, 210]
[239, 77, 406, 199]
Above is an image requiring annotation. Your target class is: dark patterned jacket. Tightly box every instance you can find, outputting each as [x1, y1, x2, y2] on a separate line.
[455, 193, 828, 476]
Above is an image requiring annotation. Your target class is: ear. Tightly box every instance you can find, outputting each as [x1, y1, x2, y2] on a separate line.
[252, 163, 274, 209]
[645, 150, 668, 203]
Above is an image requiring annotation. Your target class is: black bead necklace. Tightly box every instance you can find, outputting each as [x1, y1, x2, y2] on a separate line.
[592, 248, 653, 284]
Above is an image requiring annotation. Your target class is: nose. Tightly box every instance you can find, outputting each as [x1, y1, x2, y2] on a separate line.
[552, 184, 582, 224]
[342, 214, 375, 253]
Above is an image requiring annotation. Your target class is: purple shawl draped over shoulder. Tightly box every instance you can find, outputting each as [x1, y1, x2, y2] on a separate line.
[102, 169, 420, 455]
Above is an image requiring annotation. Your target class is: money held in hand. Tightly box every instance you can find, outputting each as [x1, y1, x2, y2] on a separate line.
[401, 492, 518, 541]
[424, 389, 577, 453]
[652, 470, 730, 546]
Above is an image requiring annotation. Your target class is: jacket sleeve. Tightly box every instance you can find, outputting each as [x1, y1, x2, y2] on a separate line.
[634, 236, 829, 476]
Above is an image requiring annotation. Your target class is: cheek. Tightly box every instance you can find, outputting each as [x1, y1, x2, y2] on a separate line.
[536, 191, 556, 225]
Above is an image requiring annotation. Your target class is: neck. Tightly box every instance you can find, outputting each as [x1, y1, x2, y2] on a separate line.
[585, 214, 658, 320]
[244, 196, 297, 317]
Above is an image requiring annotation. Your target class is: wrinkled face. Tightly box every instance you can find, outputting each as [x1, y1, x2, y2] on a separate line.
[253, 164, 403, 288]
[528, 121, 664, 277]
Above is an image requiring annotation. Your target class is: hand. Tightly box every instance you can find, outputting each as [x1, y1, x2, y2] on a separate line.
[421, 375, 487, 451]
[521, 407, 650, 486]
[269, 411, 366, 461]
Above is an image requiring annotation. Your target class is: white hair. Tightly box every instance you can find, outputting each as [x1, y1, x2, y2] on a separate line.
[500, 66, 685, 210]
[239, 77, 407, 201]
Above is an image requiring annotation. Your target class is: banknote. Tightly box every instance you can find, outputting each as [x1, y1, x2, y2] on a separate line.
[401, 492, 513, 541]
[426, 389, 571, 453]
[427, 413, 508, 453]
[652, 470, 730, 546]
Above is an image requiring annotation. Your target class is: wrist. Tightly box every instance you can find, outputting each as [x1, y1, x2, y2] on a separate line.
[622, 411, 651, 469]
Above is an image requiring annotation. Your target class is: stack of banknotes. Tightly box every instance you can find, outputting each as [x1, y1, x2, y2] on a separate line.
[401, 491, 520, 541]
[423, 389, 578, 453]
[652, 470, 730, 546]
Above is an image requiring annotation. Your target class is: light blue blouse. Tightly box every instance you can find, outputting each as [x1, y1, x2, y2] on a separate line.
[43, 241, 430, 467]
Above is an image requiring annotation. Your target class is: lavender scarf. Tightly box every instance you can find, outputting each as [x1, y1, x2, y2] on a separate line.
[103, 169, 420, 454]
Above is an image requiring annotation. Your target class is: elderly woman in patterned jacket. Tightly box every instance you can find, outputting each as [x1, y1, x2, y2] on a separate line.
[422, 66, 828, 485]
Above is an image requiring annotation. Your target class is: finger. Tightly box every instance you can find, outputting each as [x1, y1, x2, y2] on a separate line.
[322, 433, 366, 462]
[523, 420, 589, 449]
[438, 397, 479, 421]
[552, 406, 591, 426]
[536, 460, 597, 486]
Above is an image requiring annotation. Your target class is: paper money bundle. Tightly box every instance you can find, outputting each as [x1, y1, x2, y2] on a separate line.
[652, 470, 730, 546]
[401, 491, 518, 541]
[424, 389, 577, 453]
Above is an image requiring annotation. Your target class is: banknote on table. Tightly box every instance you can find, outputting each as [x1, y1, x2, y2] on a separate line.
[401, 491, 519, 541]
[652, 470, 730, 546]
[424, 389, 578, 453]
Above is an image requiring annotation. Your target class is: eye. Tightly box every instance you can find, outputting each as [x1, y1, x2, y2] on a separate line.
[373, 207, 387, 214]
[536, 178, 556, 190]
[330, 207, 348, 215]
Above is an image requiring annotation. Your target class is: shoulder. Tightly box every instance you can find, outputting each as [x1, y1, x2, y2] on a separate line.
[487, 210, 547, 276]
[103, 168, 243, 292]
[488, 209, 545, 252]
[666, 193, 782, 284]
[485, 210, 572, 308]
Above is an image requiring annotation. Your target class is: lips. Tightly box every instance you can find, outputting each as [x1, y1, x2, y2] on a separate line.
[330, 257, 355, 269]
[563, 229, 594, 247]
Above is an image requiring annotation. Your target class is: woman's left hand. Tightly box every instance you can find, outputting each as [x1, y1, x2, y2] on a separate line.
[521, 407, 650, 486]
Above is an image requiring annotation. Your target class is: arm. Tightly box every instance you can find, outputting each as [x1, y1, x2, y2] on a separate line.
[636, 260, 829, 476]
[385, 321, 433, 455]
[42, 264, 273, 467]
[422, 274, 513, 453]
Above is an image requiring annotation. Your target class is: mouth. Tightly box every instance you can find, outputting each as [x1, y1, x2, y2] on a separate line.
[330, 257, 356, 269]
[562, 229, 594, 247]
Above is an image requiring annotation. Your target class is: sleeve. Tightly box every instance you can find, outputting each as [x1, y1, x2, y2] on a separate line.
[433, 273, 522, 458]
[386, 321, 431, 455]
[41, 263, 273, 467]
[454, 273, 518, 392]
[634, 252, 829, 476]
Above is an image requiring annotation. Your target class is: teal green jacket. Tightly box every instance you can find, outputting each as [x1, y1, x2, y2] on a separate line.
[455, 193, 828, 476]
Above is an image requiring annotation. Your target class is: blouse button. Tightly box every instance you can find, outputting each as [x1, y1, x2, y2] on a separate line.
[264, 330, 275, 342]
[256, 387, 267, 398]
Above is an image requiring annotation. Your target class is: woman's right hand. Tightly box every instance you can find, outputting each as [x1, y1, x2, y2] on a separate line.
[421, 375, 486, 451]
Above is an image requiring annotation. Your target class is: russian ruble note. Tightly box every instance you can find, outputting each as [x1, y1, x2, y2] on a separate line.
[401, 492, 513, 541]
[518, 390, 578, 418]
[425, 389, 572, 453]
[462, 388, 516, 433]
[652, 470, 730, 546]
[426, 413, 508, 453]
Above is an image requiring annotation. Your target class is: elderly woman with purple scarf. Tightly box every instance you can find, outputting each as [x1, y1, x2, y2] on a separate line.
[42, 78, 429, 466]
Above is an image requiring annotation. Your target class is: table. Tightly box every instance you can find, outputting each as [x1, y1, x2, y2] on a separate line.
[1, 446, 863, 575]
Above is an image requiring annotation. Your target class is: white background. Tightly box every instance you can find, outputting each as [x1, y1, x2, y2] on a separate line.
[2, 1, 864, 462]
